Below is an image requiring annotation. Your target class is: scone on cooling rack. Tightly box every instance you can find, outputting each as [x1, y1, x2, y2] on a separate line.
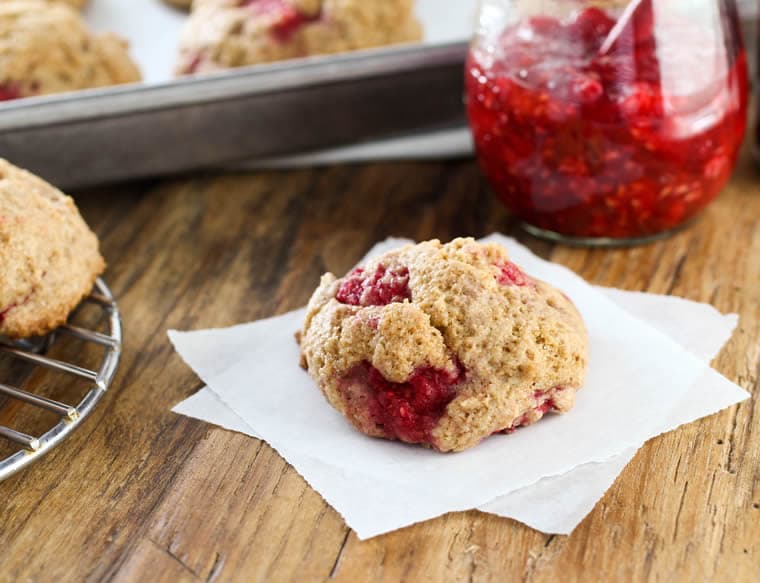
[176, 0, 422, 75]
[299, 238, 589, 453]
[0, 160, 105, 339]
[0, 0, 141, 102]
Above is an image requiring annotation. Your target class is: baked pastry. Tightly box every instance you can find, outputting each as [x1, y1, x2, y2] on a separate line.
[0, 1, 141, 101]
[300, 238, 589, 453]
[176, 0, 422, 75]
[0, 160, 105, 339]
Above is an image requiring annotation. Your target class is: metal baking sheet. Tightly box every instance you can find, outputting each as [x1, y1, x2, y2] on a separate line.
[0, 41, 467, 189]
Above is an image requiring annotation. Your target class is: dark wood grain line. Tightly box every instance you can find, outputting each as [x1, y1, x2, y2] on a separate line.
[642, 243, 669, 292]
[672, 481, 689, 542]
[673, 454, 683, 484]
[148, 536, 204, 581]
[665, 237, 696, 295]
[328, 530, 352, 579]
[725, 407, 741, 475]
[206, 552, 225, 583]
[523, 534, 558, 583]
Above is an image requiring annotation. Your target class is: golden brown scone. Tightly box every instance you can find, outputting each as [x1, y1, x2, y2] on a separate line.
[0, 1, 141, 101]
[0, 160, 105, 339]
[176, 0, 422, 75]
[300, 238, 589, 453]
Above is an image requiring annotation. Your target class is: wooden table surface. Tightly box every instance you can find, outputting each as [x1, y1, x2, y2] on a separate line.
[0, 142, 758, 582]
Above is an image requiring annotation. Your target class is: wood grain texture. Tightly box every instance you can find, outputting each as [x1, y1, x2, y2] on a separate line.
[0, 146, 757, 582]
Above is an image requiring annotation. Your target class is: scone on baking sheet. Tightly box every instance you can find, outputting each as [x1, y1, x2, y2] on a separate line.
[300, 238, 589, 453]
[0, 160, 105, 340]
[176, 0, 422, 75]
[0, 0, 141, 102]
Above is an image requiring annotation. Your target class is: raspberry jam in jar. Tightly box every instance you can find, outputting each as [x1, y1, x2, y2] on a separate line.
[466, 0, 749, 245]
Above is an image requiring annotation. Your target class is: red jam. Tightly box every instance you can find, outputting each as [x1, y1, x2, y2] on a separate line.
[245, 0, 318, 42]
[342, 361, 465, 445]
[466, 2, 748, 239]
[336, 264, 411, 306]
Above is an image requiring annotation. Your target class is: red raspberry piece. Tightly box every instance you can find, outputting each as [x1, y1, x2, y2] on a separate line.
[618, 82, 663, 121]
[524, 16, 562, 38]
[0, 83, 22, 102]
[245, 0, 317, 42]
[336, 264, 411, 306]
[352, 361, 465, 445]
[568, 7, 615, 48]
[571, 73, 603, 105]
[496, 261, 531, 286]
[704, 155, 729, 180]
[181, 54, 204, 75]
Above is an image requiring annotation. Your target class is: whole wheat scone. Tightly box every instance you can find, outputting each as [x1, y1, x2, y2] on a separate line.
[0, 1, 141, 101]
[176, 0, 422, 75]
[300, 238, 589, 453]
[0, 160, 105, 339]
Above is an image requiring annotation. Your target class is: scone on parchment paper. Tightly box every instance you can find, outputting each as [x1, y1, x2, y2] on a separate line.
[176, 0, 422, 74]
[0, 0, 140, 101]
[0, 160, 105, 339]
[300, 238, 589, 453]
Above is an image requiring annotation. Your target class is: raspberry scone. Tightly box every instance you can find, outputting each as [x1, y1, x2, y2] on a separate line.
[0, 160, 105, 339]
[300, 238, 589, 453]
[0, 1, 141, 102]
[176, 0, 422, 75]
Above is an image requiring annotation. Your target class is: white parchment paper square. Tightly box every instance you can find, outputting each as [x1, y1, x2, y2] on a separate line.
[170, 236, 747, 537]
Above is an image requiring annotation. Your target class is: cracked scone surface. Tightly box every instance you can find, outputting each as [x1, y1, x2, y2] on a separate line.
[0, 1, 141, 100]
[177, 0, 422, 74]
[300, 238, 589, 453]
[0, 160, 105, 339]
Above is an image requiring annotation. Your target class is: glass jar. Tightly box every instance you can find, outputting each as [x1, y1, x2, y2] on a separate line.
[466, 0, 749, 245]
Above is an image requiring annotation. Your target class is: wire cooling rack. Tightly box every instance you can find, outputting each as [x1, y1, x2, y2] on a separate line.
[0, 278, 122, 482]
